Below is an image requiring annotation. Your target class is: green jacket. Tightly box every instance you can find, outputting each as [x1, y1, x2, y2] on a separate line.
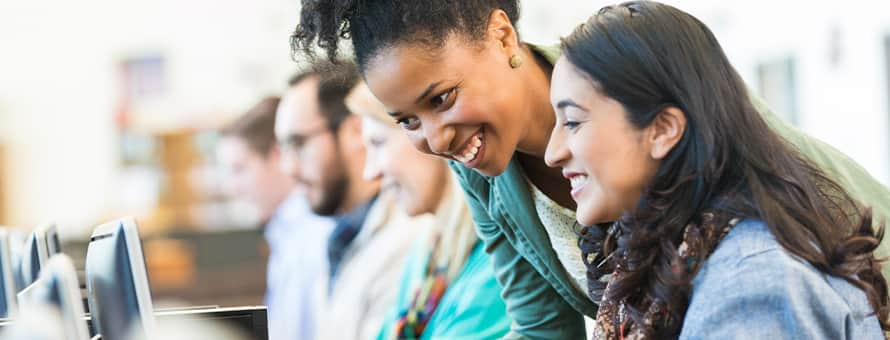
[375, 242, 511, 340]
[449, 44, 890, 339]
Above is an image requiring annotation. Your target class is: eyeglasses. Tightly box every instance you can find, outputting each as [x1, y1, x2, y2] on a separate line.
[278, 124, 331, 157]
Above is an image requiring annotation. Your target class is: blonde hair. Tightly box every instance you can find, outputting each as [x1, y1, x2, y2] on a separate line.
[346, 82, 396, 128]
[345, 80, 479, 283]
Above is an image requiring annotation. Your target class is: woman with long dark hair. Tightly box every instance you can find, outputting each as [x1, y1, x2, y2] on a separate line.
[291, 1, 890, 337]
[546, 2, 888, 338]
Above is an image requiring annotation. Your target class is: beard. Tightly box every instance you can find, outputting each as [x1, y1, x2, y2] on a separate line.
[311, 173, 349, 216]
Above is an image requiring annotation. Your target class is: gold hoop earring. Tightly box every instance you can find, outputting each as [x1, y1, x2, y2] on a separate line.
[509, 54, 523, 69]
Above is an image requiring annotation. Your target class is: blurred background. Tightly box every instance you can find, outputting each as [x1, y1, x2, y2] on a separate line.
[1, 0, 888, 306]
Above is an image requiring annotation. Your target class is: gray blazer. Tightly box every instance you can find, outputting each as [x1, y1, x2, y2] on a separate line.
[681, 219, 884, 339]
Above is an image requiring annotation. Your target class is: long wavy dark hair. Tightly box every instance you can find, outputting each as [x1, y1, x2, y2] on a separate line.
[567, 1, 889, 337]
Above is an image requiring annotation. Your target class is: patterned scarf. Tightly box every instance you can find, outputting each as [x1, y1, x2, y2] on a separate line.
[592, 212, 741, 340]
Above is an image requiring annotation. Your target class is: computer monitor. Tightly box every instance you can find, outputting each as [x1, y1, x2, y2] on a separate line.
[18, 223, 60, 289]
[19, 231, 48, 288]
[85, 217, 155, 340]
[15, 254, 89, 340]
[7, 230, 27, 295]
[0, 229, 18, 318]
[40, 223, 62, 256]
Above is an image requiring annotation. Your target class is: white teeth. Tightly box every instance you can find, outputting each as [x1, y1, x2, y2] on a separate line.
[455, 132, 483, 164]
[570, 175, 588, 189]
[461, 145, 479, 162]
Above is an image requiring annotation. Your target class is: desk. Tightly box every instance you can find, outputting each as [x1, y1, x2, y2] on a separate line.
[0, 305, 268, 340]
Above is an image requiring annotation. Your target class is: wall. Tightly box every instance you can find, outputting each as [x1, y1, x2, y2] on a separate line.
[519, 0, 890, 184]
[0, 0, 888, 234]
[0, 0, 301, 235]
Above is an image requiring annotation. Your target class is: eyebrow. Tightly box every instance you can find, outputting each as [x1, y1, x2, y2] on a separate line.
[555, 99, 588, 111]
[280, 134, 301, 144]
[387, 80, 444, 117]
[414, 80, 444, 105]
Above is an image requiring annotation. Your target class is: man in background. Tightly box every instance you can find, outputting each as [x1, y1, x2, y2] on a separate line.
[217, 97, 334, 340]
[275, 61, 421, 340]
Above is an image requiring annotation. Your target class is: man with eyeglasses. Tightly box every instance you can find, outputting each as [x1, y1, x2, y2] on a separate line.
[218, 96, 334, 340]
[275, 60, 421, 340]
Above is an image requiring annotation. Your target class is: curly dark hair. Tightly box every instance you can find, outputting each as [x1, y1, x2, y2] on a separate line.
[568, 1, 889, 337]
[290, 0, 520, 72]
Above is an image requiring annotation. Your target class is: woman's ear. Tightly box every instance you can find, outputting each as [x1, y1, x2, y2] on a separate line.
[487, 9, 519, 52]
[648, 106, 687, 160]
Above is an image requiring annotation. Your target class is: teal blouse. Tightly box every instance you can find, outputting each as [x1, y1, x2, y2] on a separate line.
[376, 241, 511, 340]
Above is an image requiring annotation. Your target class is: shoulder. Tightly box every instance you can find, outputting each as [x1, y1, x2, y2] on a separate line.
[698, 219, 781, 268]
[448, 160, 490, 192]
[527, 42, 561, 65]
[682, 219, 884, 339]
[431, 244, 510, 338]
[695, 219, 862, 307]
[273, 191, 334, 226]
[448, 246, 504, 305]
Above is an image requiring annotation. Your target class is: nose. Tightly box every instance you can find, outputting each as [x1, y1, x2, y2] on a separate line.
[421, 116, 455, 155]
[362, 151, 383, 181]
[279, 151, 302, 181]
[545, 125, 570, 168]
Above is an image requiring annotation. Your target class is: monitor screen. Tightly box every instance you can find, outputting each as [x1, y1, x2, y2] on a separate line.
[85, 217, 155, 340]
[19, 231, 47, 288]
[0, 229, 18, 318]
[41, 223, 62, 257]
[8, 230, 27, 295]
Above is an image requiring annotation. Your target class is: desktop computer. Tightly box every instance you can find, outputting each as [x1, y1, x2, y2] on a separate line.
[0, 217, 268, 340]
[85, 217, 155, 340]
[19, 223, 61, 288]
[16, 254, 90, 340]
[0, 229, 19, 318]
